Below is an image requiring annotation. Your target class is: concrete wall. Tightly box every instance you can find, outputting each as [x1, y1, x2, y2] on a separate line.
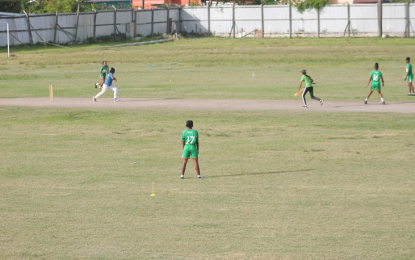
[1, 4, 414, 46]
[180, 3, 415, 38]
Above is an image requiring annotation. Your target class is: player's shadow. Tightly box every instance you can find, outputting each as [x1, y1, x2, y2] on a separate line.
[206, 169, 313, 178]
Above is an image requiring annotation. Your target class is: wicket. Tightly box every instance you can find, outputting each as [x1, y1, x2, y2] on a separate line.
[150, 182, 156, 197]
[49, 85, 54, 102]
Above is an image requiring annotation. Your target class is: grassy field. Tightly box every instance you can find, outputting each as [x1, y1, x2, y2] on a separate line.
[1, 38, 415, 259]
[1, 37, 415, 101]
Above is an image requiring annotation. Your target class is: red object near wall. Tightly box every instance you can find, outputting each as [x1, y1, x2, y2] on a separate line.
[132, 0, 197, 9]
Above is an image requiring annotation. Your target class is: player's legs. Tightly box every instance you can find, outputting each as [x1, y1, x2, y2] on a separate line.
[108, 84, 118, 99]
[94, 85, 108, 99]
[192, 159, 201, 176]
[99, 76, 105, 87]
[308, 87, 322, 102]
[181, 159, 188, 177]
[366, 89, 374, 99]
[408, 82, 414, 94]
[377, 90, 385, 104]
[181, 148, 191, 178]
[377, 90, 383, 99]
[301, 87, 309, 106]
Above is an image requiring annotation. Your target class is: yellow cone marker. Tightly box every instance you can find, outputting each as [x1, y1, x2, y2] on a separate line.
[150, 182, 156, 197]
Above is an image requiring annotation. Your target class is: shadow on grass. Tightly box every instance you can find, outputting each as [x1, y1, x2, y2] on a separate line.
[205, 169, 314, 178]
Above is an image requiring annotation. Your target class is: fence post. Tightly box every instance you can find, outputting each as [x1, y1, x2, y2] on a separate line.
[151, 9, 154, 36]
[404, 2, 410, 37]
[134, 10, 137, 37]
[74, 4, 80, 43]
[24, 11, 33, 45]
[378, 0, 382, 37]
[232, 3, 236, 38]
[317, 8, 320, 38]
[261, 4, 265, 38]
[179, 7, 182, 33]
[208, 4, 211, 35]
[93, 10, 97, 40]
[289, 4, 292, 38]
[54, 11, 59, 43]
[347, 4, 350, 37]
[166, 8, 170, 34]
[113, 8, 117, 39]
[142, 0, 145, 10]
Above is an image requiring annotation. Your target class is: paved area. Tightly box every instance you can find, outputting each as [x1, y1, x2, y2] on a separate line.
[0, 98, 414, 113]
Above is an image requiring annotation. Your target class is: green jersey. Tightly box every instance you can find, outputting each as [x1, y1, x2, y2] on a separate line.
[181, 129, 199, 159]
[406, 63, 413, 76]
[370, 70, 382, 86]
[181, 129, 198, 146]
[301, 75, 313, 88]
[100, 65, 109, 77]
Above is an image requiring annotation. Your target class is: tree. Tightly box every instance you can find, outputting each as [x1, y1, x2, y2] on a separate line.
[0, 0, 97, 14]
[294, 0, 330, 13]
[0, 0, 25, 13]
[251, 0, 279, 5]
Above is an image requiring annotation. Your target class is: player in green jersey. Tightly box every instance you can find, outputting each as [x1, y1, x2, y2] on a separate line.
[180, 120, 202, 179]
[298, 69, 323, 108]
[95, 61, 109, 89]
[404, 57, 414, 96]
[365, 63, 385, 105]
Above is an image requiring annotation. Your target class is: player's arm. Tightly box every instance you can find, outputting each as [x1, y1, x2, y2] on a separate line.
[112, 75, 117, 82]
[181, 141, 185, 149]
[196, 141, 199, 152]
[381, 76, 384, 87]
[366, 77, 372, 88]
[308, 76, 314, 83]
[298, 81, 303, 91]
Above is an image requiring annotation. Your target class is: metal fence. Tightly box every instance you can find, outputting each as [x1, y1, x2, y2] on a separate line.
[1, 3, 414, 46]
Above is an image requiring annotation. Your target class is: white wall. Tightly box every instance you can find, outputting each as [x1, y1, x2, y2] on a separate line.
[0, 4, 414, 46]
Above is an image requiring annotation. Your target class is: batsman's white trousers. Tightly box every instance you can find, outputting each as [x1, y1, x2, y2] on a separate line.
[95, 84, 118, 99]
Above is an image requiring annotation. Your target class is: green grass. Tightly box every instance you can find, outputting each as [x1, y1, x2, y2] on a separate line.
[1, 106, 415, 259]
[1, 38, 415, 259]
[1, 37, 414, 101]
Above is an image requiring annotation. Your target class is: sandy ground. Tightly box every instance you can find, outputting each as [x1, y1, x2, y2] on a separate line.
[0, 98, 414, 113]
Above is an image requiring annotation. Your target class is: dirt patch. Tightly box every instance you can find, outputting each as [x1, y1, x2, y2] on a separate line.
[1, 98, 414, 114]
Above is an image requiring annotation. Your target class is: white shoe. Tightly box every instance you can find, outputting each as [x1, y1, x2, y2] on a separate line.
[114, 98, 120, 102]
[197, 175, 203, 179]
[93, 96, 96, 102]
[320, 99, 323, 106]
[382, 100, 385, 105]
[180, 175, 184, 179]
[302, 105, 307, 108]
[364, 100, 367, 105]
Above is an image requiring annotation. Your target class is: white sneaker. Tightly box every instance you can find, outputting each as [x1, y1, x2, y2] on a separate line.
[382, 100, 385, 105]
[197, 175, 203, 179]
[364, 100, 367, 105]
[114, 98, 120, 102]
[320, 99, 324, 106]
[180, 175, 184, 179]
[93, 96, 96, 102]
[302, 105, 307, 108]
